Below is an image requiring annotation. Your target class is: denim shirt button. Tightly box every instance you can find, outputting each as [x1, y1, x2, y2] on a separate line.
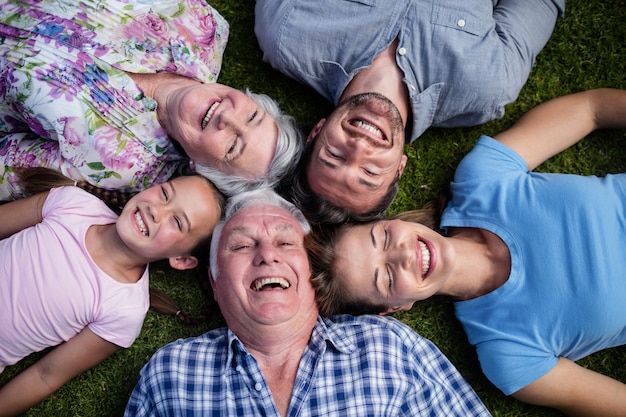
[409, 84, 416, 91]
[254, 383, 262, 391]
[398, 47, 407, 56]
[457, 19, 466, 28]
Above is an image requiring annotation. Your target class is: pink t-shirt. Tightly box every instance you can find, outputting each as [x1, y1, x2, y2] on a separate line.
[0, 187, 150, 372]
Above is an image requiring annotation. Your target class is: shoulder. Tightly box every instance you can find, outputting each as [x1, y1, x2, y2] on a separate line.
[43, 187, 114, 219]
[324, 314, 437, 353]
[454, 136, 528, 181]
[143, 328, 230, 372]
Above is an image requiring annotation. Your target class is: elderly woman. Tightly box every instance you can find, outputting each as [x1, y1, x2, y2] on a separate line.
[0, 0, 301, 199]
[308, 89, 626, 416]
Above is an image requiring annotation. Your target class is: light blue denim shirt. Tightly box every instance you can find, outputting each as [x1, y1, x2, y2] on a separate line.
[255, 0, 564, 142]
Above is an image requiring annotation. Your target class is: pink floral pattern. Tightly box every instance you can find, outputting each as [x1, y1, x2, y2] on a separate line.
[0, 0, 229, 200]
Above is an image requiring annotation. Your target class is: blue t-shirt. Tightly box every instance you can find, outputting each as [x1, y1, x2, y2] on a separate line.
[442, 136, 626, 395]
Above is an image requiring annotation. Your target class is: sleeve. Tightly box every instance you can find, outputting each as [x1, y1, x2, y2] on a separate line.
[89, 274, 150, 348]
[89, 303, 148, 348]
[453, 136, 529, 183]
[475, 338, 558, 395]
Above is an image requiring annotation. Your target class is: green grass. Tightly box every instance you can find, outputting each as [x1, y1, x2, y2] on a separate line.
[3, 0, 625, 415]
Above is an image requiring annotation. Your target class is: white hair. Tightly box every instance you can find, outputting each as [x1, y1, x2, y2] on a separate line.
[209, 188, 310, 280]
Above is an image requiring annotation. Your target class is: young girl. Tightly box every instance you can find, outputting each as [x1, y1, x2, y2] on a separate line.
[308, 89, 626, 416]
[0, 169, 224, 415]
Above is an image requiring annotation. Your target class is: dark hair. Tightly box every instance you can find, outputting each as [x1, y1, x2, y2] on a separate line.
[282, 139, 399, 226]
[16, 167, 137, 214]
[307, 197, 447, 316]
[15, 167, 225, 324]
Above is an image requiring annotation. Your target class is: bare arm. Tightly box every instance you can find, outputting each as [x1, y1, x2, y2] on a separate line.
[513, 357, 626, 417]
[0, 327, 120, 417]
[495, 88, 626, 171]
[0, 192, 48, 240]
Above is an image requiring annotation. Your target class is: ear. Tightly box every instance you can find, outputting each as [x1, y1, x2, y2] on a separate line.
[208, 270, 218, 301]
[379, 303, 413, 315]
[169, 255, 199, 271]
[307, 119, 327, 143]
[397, 154, 408, 178]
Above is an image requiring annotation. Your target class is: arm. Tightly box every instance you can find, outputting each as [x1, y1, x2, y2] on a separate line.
[0, 192, 48, 240]
[495, 88, 626, 170]
[513, 357, 626, 417]
[0, 327, 120, 417]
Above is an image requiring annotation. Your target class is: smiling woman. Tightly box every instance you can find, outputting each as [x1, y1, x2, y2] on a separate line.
[0, 0, 303, 200]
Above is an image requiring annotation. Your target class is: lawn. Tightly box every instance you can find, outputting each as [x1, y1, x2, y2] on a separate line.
[2, 0, 625, 415]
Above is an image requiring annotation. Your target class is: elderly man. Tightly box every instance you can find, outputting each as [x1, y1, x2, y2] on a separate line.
[255, 0, 565, 224]
[124, 189, 491, 416]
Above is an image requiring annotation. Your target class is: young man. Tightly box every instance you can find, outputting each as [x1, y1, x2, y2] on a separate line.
[255, 0, 564, 223]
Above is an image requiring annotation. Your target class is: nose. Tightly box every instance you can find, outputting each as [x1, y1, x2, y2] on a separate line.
[389, 243, 412, 269]
[347, 133, 374, 153]
[253, 241, 282, 266]
[217, 108, 243, 131]
[149, 202, 169, 223]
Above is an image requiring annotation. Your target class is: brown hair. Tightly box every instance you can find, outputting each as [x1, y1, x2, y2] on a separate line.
[15, 167, 225, 324]
[307, 196, 447, 316]
[16, 167, 138, 214]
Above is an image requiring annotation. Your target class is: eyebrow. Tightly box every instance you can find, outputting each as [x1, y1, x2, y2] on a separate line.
[316, 154, 382, 191]
[170, 182, 191, 233]
[370, 225, 380, 290]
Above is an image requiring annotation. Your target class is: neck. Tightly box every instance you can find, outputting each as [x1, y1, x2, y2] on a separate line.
[340, 38, 410, 127]
[443, 228, 511, 300]
[86, 224, 148, 283]
[239, 318, 317, 417]
[126, 72, 198, 132]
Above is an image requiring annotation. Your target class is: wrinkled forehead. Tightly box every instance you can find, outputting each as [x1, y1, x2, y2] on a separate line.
[221, 203, 304, 244]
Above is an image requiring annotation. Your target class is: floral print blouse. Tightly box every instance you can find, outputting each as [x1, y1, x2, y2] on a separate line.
[0, 0, 228, 200]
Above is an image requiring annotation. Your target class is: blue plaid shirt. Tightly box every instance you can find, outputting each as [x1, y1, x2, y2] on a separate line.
[125, 315, 490, 416]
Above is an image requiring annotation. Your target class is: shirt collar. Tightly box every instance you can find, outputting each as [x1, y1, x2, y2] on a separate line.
[314, 316, 357, 354]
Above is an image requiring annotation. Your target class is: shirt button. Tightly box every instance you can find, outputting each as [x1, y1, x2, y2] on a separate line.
[457, 19, 466, 28]
[235, 366, 243, 373]
[409, 84, 417, 92]
[254, 382, 262, 391]
[398, 47, 407, 56]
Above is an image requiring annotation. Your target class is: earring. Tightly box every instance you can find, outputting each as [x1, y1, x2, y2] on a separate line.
[189, 160, 196, 171]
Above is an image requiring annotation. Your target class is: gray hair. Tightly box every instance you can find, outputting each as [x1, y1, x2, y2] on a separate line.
[209, 188, 310, 280]
[194, 90, 303, 196]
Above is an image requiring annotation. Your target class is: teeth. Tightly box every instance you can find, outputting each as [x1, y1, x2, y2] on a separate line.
[201, 101, 220, 129]
[134, 210, 148, 236]
[351, 119, 383, 139]
[252, 277, 290, 291]
[418, 241, 430, 277]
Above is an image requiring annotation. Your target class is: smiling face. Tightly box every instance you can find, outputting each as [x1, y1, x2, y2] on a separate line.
[163, 83, 278, 178]
[306, 93, 407, 214]
[211, 204, 317, 332]
[116, 176, 221, 261]
[333, 219, 455, 312]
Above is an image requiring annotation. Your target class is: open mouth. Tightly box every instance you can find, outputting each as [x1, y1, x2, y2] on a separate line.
[349, 119, 387, 142]
[134, 209, 148, 236]
[201, 101, 221, 129]
[418, 240, 431, 278]
[251, 277, 291, 291]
